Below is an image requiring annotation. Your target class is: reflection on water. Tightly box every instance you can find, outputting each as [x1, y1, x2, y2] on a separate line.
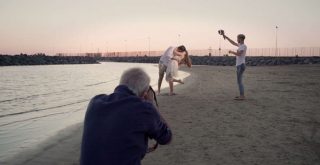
[0, 62, 188, 160]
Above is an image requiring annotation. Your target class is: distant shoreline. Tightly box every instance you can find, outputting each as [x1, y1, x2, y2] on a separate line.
[1, 54, 320, 66]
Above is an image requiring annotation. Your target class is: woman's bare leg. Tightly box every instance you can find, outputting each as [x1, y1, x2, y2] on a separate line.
[158, 73, 164, 94]
[168, 78, 184, 95]
[172, 78, 184, 84]
[169, 80, 174, 95]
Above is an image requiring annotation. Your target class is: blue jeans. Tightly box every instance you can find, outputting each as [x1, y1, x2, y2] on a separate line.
[236, 64, 246, 96]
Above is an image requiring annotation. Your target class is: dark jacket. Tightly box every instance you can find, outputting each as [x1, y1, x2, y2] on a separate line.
[80, 85, 172, 165]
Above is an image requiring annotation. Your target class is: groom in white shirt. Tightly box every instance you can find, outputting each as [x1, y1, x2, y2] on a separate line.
[222, 33, 247, 100]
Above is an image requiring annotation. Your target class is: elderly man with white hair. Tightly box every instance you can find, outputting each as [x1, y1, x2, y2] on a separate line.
[81, 67, 172, 165]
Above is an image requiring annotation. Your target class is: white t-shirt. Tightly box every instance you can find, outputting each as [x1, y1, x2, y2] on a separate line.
[236, 44, 247, 66]
[159, 46, 174, 66]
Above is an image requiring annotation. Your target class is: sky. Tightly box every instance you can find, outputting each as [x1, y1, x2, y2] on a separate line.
[0, 0, 319, 55]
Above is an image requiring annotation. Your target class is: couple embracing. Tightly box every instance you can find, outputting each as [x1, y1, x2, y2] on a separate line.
[158, 45, 192, 96]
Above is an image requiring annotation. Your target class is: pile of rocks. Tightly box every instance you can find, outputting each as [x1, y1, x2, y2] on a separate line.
[2, 55, 318, 66]
[0, 54, 98, 66]
[103, 56, 320, 66]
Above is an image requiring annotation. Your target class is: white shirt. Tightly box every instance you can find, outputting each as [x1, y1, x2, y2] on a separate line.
[236, 44, 247, 66]
[159, 46, 174, 66]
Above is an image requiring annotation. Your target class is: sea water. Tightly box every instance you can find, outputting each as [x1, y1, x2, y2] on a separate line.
[0, 62, 189, 160]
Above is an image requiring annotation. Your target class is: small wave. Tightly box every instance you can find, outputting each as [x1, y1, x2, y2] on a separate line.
[0, 90, 71, 103]
[0, 99, 88, 119]
[84, 78, 119, 87]
[0, 78, 119, 103]
[0, 94, 42, 103]
[0, 107, 84, 127]
[85, 82, 107, 87]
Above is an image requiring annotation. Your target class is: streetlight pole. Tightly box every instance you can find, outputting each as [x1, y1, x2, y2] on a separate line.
[219, 37, 222, 56]
[275, 26, 278, 56]
[124, 40, 127, 56]
[178, 34, 181, 45]
[106, 42, 108, 57]
[148, 37, 150, 56]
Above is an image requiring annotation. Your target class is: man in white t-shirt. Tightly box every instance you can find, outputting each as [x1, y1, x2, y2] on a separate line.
[222, 33, 247, 100]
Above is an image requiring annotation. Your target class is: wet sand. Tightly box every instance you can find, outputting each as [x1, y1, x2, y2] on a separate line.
[4, 65, 320, 165]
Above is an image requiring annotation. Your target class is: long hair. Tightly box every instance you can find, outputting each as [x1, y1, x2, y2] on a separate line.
[183, 50, 192, 68]
[177, 45, 186, 52]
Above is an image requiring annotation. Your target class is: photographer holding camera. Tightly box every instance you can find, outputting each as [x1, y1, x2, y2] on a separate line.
[80, 67, 172, 165]
[219, 30, 247, 100]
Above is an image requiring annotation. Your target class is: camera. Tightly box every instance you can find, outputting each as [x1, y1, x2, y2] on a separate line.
[218, 29, 226, 39]
[218, 29, 224, 36]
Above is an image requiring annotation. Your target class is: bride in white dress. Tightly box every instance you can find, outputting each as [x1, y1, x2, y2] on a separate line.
[166, 45, 192, 95]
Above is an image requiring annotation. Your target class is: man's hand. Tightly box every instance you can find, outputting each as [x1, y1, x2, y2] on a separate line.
[145, 88, 154, 101]
[144, 87, 158, 107]
[229, 50, 243, 56]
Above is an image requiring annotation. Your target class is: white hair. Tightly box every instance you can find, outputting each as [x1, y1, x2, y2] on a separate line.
[119, 67, 150, 96]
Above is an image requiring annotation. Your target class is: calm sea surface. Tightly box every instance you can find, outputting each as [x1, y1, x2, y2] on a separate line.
[0, 62, 189, 160]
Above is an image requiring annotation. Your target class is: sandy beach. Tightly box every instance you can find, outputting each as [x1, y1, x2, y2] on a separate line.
[4, 64, 320, 165]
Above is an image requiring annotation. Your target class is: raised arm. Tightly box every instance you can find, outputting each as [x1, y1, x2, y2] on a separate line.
[145, 87, 171, 129]
[144, 89, 172, 144]
[223, 35, 239, 47]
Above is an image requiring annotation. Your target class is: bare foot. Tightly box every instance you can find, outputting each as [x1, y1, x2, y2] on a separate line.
[169, 92, 177, 96]
[177, 79, 184, 84]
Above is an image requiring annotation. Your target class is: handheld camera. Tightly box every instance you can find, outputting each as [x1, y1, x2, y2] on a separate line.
[218, 29, 226, 39]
